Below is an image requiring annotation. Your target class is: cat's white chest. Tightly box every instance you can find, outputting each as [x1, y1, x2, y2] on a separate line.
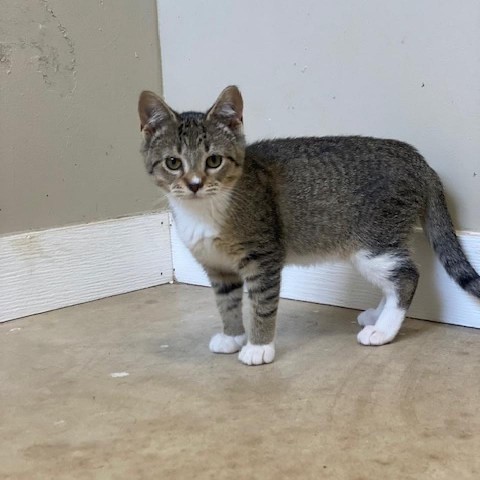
[173, 201, 218, 248]
[171, 199, 232, 270]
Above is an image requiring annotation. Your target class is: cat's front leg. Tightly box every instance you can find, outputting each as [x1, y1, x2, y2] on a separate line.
[238, 263, 282, 366]
[207, 271, 246, 354]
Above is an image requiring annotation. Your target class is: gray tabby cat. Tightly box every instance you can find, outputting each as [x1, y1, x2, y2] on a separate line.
[138, 86, 480, 366]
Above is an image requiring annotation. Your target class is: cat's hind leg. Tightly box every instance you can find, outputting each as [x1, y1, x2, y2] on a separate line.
[352, 250, 418, 346]
[207, 271, 246, 354]
[357, 297, 386, 326]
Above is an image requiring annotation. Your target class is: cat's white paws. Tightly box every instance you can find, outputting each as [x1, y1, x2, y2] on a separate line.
[357, 308, 379, 326]
[209, 333, 246, 354]
[238, 342, 275, 365]
[357, 325, 394, 346]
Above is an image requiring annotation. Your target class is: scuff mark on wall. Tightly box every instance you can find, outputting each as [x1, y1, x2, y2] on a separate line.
[0, 43, 13, 74]
[41, 0, 77, 95]
[0, 1, 77, 96]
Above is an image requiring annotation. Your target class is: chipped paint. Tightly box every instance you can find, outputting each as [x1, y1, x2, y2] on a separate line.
[40, 0, 77, 95]
[0, 1, 76, 95]
[0, 43, 13, 74]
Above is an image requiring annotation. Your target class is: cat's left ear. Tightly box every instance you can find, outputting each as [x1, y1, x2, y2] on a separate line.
[206, 85, 243, 132]
[138, 90, 177, 137]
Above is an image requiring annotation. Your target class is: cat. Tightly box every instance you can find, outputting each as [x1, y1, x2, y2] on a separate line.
[138, 86, 480, 366]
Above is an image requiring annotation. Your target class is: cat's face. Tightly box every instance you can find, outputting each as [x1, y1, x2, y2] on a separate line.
[138, 86, 245, 200]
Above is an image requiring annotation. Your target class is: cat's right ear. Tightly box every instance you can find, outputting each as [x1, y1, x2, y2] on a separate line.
[206, 85, 244, 133]
[138, 91, 177, 137]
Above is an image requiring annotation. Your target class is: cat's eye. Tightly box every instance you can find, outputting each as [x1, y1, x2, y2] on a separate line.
[205, 155, 223, 169]
[165, 157, 182, 171]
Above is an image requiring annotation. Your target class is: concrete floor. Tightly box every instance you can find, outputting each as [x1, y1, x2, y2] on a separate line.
[1, 285, 479, 480]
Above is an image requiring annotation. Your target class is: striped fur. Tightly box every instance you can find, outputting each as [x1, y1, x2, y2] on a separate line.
[138, 86, 480, 365]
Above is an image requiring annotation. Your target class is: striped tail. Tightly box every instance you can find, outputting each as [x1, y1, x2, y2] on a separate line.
[422, 173, 480, 297]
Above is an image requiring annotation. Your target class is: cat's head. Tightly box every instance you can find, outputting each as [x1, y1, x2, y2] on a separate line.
[138, 86, 245, 200]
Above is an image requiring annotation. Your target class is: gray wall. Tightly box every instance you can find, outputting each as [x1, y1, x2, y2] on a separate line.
[0, 0, 162, 235]
[159, 0, 480, 232]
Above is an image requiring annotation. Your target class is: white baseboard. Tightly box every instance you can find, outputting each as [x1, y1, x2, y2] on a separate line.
[4, 210, 479, 329]
[171, 220, 480, 329]
[0, 213, 172, 323]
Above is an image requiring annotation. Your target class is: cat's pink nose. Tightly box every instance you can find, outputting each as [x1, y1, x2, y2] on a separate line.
[187, 182, 202, 193]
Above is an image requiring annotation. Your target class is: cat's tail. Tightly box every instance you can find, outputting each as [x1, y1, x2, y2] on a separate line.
[422, 172, 480, 298]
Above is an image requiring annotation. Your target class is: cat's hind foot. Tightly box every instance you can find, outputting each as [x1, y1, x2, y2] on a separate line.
[357, 325, 395, 346]
[357, 308, 379, 326]
[209, 333, 246, 354]
[357, 297, 386, 326]
[238, 342, 275, 366]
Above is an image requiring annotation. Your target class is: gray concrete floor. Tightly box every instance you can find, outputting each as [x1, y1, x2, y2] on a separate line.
[1, 284, 479, 480]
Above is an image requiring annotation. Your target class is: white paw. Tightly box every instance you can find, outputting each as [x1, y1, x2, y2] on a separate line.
[238, 342, 275, 366]
[357, 325, 394, 346]
[209, 333, 246, 354]
[357, 308, 378, 326]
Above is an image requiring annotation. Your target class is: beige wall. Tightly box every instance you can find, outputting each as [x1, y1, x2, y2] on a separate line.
[0, 0, 162, 235]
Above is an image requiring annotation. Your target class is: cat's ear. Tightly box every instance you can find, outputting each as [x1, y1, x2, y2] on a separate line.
[138, 91, 177, 136]
[206, 85, 243, 132]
